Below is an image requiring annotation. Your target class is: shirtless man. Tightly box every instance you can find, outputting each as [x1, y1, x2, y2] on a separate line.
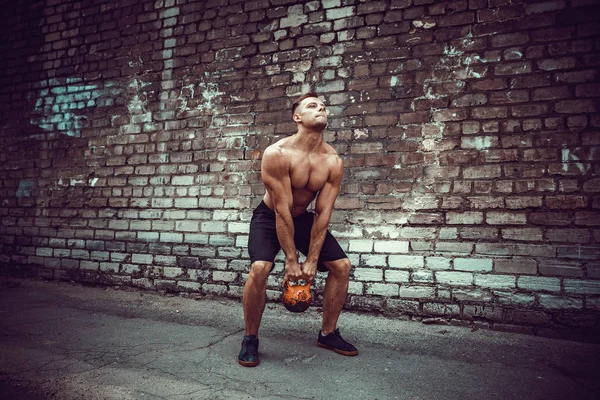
[238, 92, 358, 367]
[238, 92, 357, 367]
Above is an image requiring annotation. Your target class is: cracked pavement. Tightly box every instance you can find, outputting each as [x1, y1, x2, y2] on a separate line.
[1, 278, 599, 399]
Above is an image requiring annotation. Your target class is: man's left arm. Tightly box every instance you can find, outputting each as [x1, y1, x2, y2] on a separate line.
[303, 156, 344, 280]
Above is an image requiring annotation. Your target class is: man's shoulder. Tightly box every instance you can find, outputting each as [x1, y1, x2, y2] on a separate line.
[318, 143, 343, 180]
[262, 141, 291, 170]
[322, 142, 342, 163]
[265, 136, 292, 152]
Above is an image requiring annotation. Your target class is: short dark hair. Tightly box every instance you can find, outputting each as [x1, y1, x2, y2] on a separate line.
[291, 91, 319, 115]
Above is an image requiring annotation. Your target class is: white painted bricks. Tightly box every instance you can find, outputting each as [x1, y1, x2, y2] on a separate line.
[354, 268, 383, 281]
[361, 254, 387, 267]
[385, 270, 410, 283]
[427, 257, 451, 270]
[436, 271, 474, 286]
[374, 240, 410, 253]
[454, 258, 493, 272]
[366, 283, 399, 296]
[517, 276, 560, 292]
[400, 286, 436, 299]
[349, 239, 374, 252]
[389, 255, 425, 269]
[475, 275, 517, 289]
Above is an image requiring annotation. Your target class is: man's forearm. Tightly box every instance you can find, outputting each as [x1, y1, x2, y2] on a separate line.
[275, 212, 298, 262]
[306, 213, 330, 263]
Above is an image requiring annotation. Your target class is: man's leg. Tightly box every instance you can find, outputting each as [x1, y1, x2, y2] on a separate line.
[317, 257, 357, 356]
[239, 261, 272, 367]
[242, 261, 273, 336]
[321, 258, 351, 335]
[291, 213, 350, 333]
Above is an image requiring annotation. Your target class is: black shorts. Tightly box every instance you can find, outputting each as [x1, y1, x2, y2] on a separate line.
[248, 201, 347, 272]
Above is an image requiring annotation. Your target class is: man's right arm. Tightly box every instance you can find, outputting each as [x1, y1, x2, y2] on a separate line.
[261, 147, 300, 283]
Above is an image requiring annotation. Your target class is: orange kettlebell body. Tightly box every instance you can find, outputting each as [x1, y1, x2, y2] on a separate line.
[282, 281, 312, 313]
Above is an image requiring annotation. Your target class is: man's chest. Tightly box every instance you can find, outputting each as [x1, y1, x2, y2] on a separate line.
[289, 155, 330, 192]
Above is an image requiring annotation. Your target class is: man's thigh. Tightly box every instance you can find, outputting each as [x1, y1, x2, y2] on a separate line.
[248, 205, 281, 267]
[293, 212, 348, 272]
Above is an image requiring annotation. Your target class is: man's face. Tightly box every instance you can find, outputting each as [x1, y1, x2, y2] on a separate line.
[294, 97, 327, 130]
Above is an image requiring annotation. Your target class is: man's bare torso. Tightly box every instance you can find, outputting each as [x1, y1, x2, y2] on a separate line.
[263, 135, 339, 217]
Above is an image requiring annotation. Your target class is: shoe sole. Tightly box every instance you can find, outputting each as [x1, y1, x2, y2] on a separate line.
[316, 341, 358, 356]
[238, 359, 260, 367]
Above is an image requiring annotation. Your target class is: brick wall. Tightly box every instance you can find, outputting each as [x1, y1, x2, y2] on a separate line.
[1, 0, 599, 338]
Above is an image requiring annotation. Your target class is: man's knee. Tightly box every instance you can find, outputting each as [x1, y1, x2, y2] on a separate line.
[248, 261, 272, 283]
[327, 258, 351, 278]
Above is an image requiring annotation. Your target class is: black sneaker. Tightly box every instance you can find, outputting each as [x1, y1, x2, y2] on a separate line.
[238, 335, 259, 367]
[316, 328, 358, 356]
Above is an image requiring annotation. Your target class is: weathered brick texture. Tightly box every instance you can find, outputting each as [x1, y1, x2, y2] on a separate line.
[1, 0, 599, 338]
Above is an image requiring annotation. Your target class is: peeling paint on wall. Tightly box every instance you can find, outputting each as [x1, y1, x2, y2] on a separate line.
[15, 180, 35, 198]
[413, 20, 436, 29]
[128, 57, 144, 67]
[471, 137, 493, 150]
[177, 84, 195, 115]
[198, 78, 225, 111]
[157, 1, 179, 118]
[353, 129, 368, 139]
[175, 76, 225, 120]
[29, 78, 111, 137]
[507, 50, 523, 59]
[127, 79, 152, 114]
[443, 45, 462, 57]
[55, 177, 99, 189]
[386, 31, 492, 224]
[280, 4, 308, 28]
[389, 64, 404, 92]
[117, 78, 153, 134]
[562, 148, 588, 173]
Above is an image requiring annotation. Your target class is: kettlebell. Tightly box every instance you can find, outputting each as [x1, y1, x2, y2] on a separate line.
[282, 280, 312, 313]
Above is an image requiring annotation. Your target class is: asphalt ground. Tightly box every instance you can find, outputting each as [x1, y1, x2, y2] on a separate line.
[1, 278, 599, 400]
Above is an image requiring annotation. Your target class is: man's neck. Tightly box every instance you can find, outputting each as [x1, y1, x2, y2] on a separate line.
[293, 127, 324, 152]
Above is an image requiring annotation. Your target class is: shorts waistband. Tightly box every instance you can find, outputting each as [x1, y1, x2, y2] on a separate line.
[256, 200, 273, 213]
[255, 200, 309, 218]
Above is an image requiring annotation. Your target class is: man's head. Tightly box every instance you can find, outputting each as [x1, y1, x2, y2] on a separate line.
[291, 92, 327, 131]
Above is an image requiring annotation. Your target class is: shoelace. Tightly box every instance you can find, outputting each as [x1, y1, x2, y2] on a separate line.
[243, 340, 258, 354]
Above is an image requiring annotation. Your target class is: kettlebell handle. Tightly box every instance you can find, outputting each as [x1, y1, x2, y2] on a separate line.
[285, 279, 312, 289]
